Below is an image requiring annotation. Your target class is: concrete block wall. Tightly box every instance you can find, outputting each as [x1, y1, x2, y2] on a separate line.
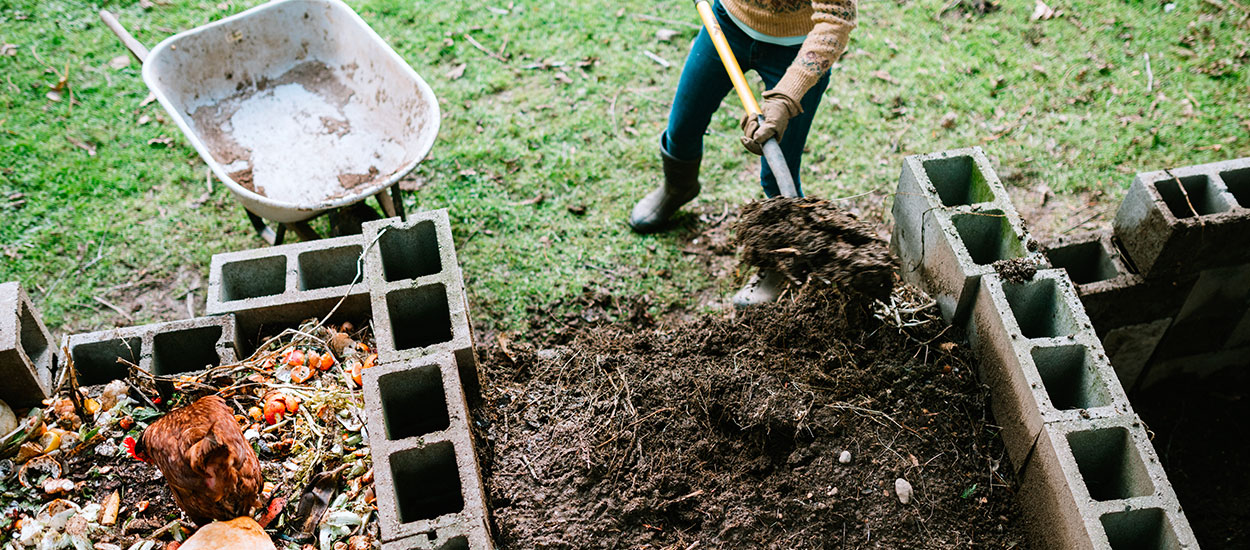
[362, 211, 480, 402]
[1017, 414, 1198, 550]
[1112, 158, 1250, 280]
[362, 354, 492, 549]
[890, 147, 1046, 324]
[1043, 157, 1250, 390]
[63, 315, 240, 385]
[966, 269, 1133, 467]
[0, 282, 58, 408]
[890, 151, 1202, 548]
[206, 234, 372, 352]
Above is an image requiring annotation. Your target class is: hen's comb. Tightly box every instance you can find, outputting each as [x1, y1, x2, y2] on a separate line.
[122, 435, 146, 462]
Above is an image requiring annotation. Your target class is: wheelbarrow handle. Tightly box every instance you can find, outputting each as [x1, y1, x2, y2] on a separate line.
[99, 10, 150, 64]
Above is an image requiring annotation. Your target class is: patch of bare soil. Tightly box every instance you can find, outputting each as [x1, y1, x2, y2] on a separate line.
[992, 258, 1039, 284]
[736, 197, 896, 300]
[1134, 368, 1250, 549]
[473, 285, 1027, 549]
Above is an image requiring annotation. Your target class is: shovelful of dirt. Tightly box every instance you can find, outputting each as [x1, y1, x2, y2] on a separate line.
[734, 197, 896, 300]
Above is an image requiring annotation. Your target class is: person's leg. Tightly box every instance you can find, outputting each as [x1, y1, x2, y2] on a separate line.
[753, 46, 832, 198]
[662, 1, 745, 160]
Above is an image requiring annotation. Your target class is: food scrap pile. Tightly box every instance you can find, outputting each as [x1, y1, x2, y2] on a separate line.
[0, 320, 382, 550]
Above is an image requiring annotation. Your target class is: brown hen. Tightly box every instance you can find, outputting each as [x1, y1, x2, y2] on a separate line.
[129, 394, 262, 525]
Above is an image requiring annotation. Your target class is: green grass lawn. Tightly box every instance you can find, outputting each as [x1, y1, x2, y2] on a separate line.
[1, 0, 1247, 337]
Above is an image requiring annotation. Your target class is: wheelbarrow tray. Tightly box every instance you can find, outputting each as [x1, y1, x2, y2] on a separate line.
[142, 0, 438, 223]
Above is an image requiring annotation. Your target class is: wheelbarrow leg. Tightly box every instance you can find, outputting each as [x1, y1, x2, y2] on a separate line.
[391, 184, 406, 221]
[288, 221, 321, 242]
[246, 208, 285, 246]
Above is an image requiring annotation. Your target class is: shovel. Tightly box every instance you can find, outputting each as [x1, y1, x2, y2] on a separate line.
[693, 0, 799, 199]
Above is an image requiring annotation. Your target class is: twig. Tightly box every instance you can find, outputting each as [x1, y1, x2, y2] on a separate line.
[643, 50, 671, 68]
[632, 13, 702, 29]
[92, 296, 134, 322]
[1143, 53, 1153, 93]
[463, 32, 509, 64]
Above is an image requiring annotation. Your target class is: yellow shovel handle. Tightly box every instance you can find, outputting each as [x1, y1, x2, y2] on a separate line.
[694, 0, 761, 117]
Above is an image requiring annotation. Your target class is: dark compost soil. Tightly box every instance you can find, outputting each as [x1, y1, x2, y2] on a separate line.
[735, 198, 896, 301]
[472, 286, 1028, 549]
[1133, 367, 1250, 549]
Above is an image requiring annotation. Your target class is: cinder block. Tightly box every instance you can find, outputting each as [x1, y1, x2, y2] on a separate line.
[1100, 319, 1171, 391]
[967, 270, 1132, 466]
[1150, 263, 1250, 361]
[363, 212, 480, 402]
[890, 147, 1045, 324]
[1112, 157, 1250, 279]
[1017, 414, 1198, 550]
[206, 235, 371, 352]
[63, 315, 239, 385]
[1043, 232, 1194, 335]
[362, 354, 491, 547]
[1137, 346, 1250, 389]
[382, 525, 492, 550]
[0, 282, 57, 408]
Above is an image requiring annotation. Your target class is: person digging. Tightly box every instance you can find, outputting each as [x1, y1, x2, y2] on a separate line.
[628, 0, 857, 307]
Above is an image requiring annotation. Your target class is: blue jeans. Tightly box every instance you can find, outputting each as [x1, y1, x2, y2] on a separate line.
[663, 0, 831, 198]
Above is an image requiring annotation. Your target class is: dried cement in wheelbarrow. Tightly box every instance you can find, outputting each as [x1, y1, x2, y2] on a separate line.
[188, 60, 406, 203]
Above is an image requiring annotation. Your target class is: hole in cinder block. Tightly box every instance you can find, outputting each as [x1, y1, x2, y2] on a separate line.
[386, 284, 453, 351]
[298, 244, 363, 290]
[221, 255, 286, 301]
[72, 337, 141, 385]
[17, 302, 50, 372]
[1222, 167, 1250, 208]
[951, 210, 1024, 266]
[379, 364, 451, 440]
[1067, 426, 1155, 501]
[1044, 240, 1120, 285]
[151, 326, 223, 376]
[379, 220, 443, 282]
[1032, 344, 1112, 410]
[923, 155, 996, 207]
[1001, 278, 1080, 339]
[391, 440, 464, 524]
[437, 536, 469, 550]
[1153, 174, 1229, 219]
[1101, 508, 1182, 550]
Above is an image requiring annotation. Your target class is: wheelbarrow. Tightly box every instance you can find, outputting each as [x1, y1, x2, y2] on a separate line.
[100, 0, 440, 244]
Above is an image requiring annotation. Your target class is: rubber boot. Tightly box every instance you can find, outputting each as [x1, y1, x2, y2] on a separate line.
[628, 147, 701, 233]
[732, 269, 787, 308]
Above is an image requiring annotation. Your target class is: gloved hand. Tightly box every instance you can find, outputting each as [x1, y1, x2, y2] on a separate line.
[739, 89, 803, 155]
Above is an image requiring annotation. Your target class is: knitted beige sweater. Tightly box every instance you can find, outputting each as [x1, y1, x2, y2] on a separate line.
[722, 0, 858, 100]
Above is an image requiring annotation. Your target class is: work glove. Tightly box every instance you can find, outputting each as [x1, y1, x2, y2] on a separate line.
[739, 89, 803, 156]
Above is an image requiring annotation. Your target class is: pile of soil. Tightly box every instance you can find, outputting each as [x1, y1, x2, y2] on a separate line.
[735, 198, 896, 300]
[1134, 368, 1250, 549]
[473, 286, 1028, 549]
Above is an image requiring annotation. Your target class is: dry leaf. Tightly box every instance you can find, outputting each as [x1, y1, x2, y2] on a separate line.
[0, 44, 16, 56]
[939, 112, 957, 129]
[554, 71, 573, 84]
[108, 55, 131, 69]
[46, 91, 62, 102]
[486, 6, 509, 15]
[1031, 0, 1056, 20]
[101, 491, 120, 525]
[445, 63, 467, 80]
[140, 93, 157, 107]
[139, 0, 155, 8]
[512, 193, 544, 206]
[137, 114, 151, 125]
[655, 29, 679, 42]
[871, 70, 899, 85]
[148, 136, 174, 147]
[67, 137, 96, 156]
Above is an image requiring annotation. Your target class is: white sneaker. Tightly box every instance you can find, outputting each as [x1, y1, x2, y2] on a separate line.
[732, 269, 787, 308]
